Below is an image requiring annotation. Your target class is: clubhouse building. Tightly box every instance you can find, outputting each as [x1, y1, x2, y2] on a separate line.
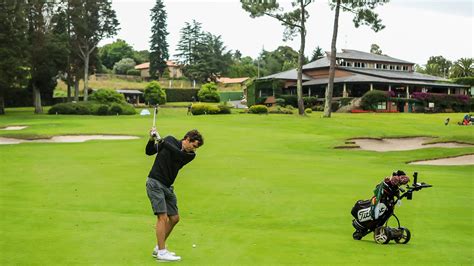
[254, 49, 470, 112]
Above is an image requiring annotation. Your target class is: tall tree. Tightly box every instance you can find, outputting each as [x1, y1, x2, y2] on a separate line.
[0, 1, 28, 114]
[424, 55, 452, 78]
[450, 58, 473, 78]
[27, 0, 68, 114]
[228, 56, 258, 78]
[175, 20, 203, 65]
[323, 0, 388, 118]
[183, 32, 233, 82]
[99, 39, 134, 69]
[149, 0, 169, 79]
[310, 46, 324, 62]
[370, 43, 382, 55]
[242, 0, 313, 115]
[69, 0, 118, 101]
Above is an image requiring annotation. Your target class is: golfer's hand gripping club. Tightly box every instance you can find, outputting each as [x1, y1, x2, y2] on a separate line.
[150, 127, 161, 141]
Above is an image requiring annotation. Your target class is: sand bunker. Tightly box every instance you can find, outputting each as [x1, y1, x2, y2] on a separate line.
[0, 126, 28, 130]
[350, 137, 472, 152]
[0, 135, 139, 145]
[409, 154, 474, 166]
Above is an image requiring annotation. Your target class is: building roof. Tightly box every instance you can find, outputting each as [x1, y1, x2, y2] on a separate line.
[302, 56, 330, 70]
[135, 61, 179, 70]
[264, 96, 277, 104]
[216, 77, 249, 84]
[258, 68, 313, 80]
[340, 67, 446, 82]
[302, 72, 468, 88]
[116, 89, 143, 94]
[335, 49, 414, 64]
[302, 49, 414, 71]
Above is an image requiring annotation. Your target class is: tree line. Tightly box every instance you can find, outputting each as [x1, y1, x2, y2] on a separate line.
[0, 0, 118, 114]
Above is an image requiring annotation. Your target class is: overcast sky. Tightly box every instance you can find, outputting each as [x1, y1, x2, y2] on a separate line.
[101, 0, 473, 65]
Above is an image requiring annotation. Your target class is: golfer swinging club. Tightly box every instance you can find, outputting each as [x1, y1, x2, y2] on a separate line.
[145, 116, 203, 261]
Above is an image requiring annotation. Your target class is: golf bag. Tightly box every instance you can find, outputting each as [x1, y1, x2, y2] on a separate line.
[351, 172, 432, 244]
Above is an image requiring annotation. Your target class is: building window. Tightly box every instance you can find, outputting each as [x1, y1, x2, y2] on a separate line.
[361, 62, 366, 68]
[396, 65, 401, 71]
[402, 66, 408, 71]
[377, 102, 387, 110]
[382, 64, 388, 69]
[390, 65, 395, 70]
[376, 63, 382, 69]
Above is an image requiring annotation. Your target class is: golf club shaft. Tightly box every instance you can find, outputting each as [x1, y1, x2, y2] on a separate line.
[153, 106, 157, 128]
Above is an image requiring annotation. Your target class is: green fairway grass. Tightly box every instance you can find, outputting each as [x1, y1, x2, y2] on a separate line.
[1, 108, 473, 265]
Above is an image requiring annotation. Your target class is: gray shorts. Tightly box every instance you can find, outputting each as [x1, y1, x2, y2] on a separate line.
[146, 178, 178, 216]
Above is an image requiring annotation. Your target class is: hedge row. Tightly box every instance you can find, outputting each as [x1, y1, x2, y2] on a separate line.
[48, 102, 136, 115]
[165, 88, 199, 102]
[190, 103, 231, 115]
[411, 92, 471, 112]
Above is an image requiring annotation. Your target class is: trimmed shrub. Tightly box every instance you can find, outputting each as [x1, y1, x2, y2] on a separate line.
[109, 104, 123, 115]
[206, 105, 221, 114]
[303, 96, 318, 108]
[360, 90, 389, 111]
[190, 103, 207, 115]
[268, 106, 293, 114]
[249, 105, 268, 114]
[190, 103, 229, 115]
[48, 102, 135, 115]
[279, 95, 298, 107]
[117, 103, 136, 115]
[340, 97, 354, 107]
[411, 92, 470, 112]
[305, 108, 312, 114]
[198, 82, 220, 103]
[144, 81, 167, 105]
[217, 103, 232, 114]
[48, 103, 75, 114]
[89, 89, 125, 104]
[275, 98, 285, 106]
[96, 105, 109, 115]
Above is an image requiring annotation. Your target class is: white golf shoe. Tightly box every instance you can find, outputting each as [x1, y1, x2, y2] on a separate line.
[157, 251, 181, 262]
[152, 248, 176, 257]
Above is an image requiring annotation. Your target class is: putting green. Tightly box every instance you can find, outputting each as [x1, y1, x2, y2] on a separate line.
[1, 107, 472, 265]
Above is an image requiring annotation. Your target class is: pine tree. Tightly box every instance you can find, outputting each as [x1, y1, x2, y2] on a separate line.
[149, 0, 169, 80]
[175, 20, 203, 65]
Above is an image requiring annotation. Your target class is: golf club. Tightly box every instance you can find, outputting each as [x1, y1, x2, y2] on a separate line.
[152, 104, 158, 138]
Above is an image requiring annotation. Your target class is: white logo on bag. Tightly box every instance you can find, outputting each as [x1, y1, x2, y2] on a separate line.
[357, 203, 387, 222]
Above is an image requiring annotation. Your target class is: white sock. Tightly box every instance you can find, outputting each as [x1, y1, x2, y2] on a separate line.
[158, 249, 167, 256]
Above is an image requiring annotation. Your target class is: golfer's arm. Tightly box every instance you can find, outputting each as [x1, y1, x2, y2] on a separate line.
[161, 139, 195, 160]
[145, 140, 158, 155]
[161, 140, 182, 155]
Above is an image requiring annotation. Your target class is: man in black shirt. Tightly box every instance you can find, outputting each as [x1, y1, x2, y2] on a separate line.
[145, 129, 204, 262]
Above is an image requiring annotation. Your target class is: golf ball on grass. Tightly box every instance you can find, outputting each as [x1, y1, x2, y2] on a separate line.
[192, 244, 196, 248]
